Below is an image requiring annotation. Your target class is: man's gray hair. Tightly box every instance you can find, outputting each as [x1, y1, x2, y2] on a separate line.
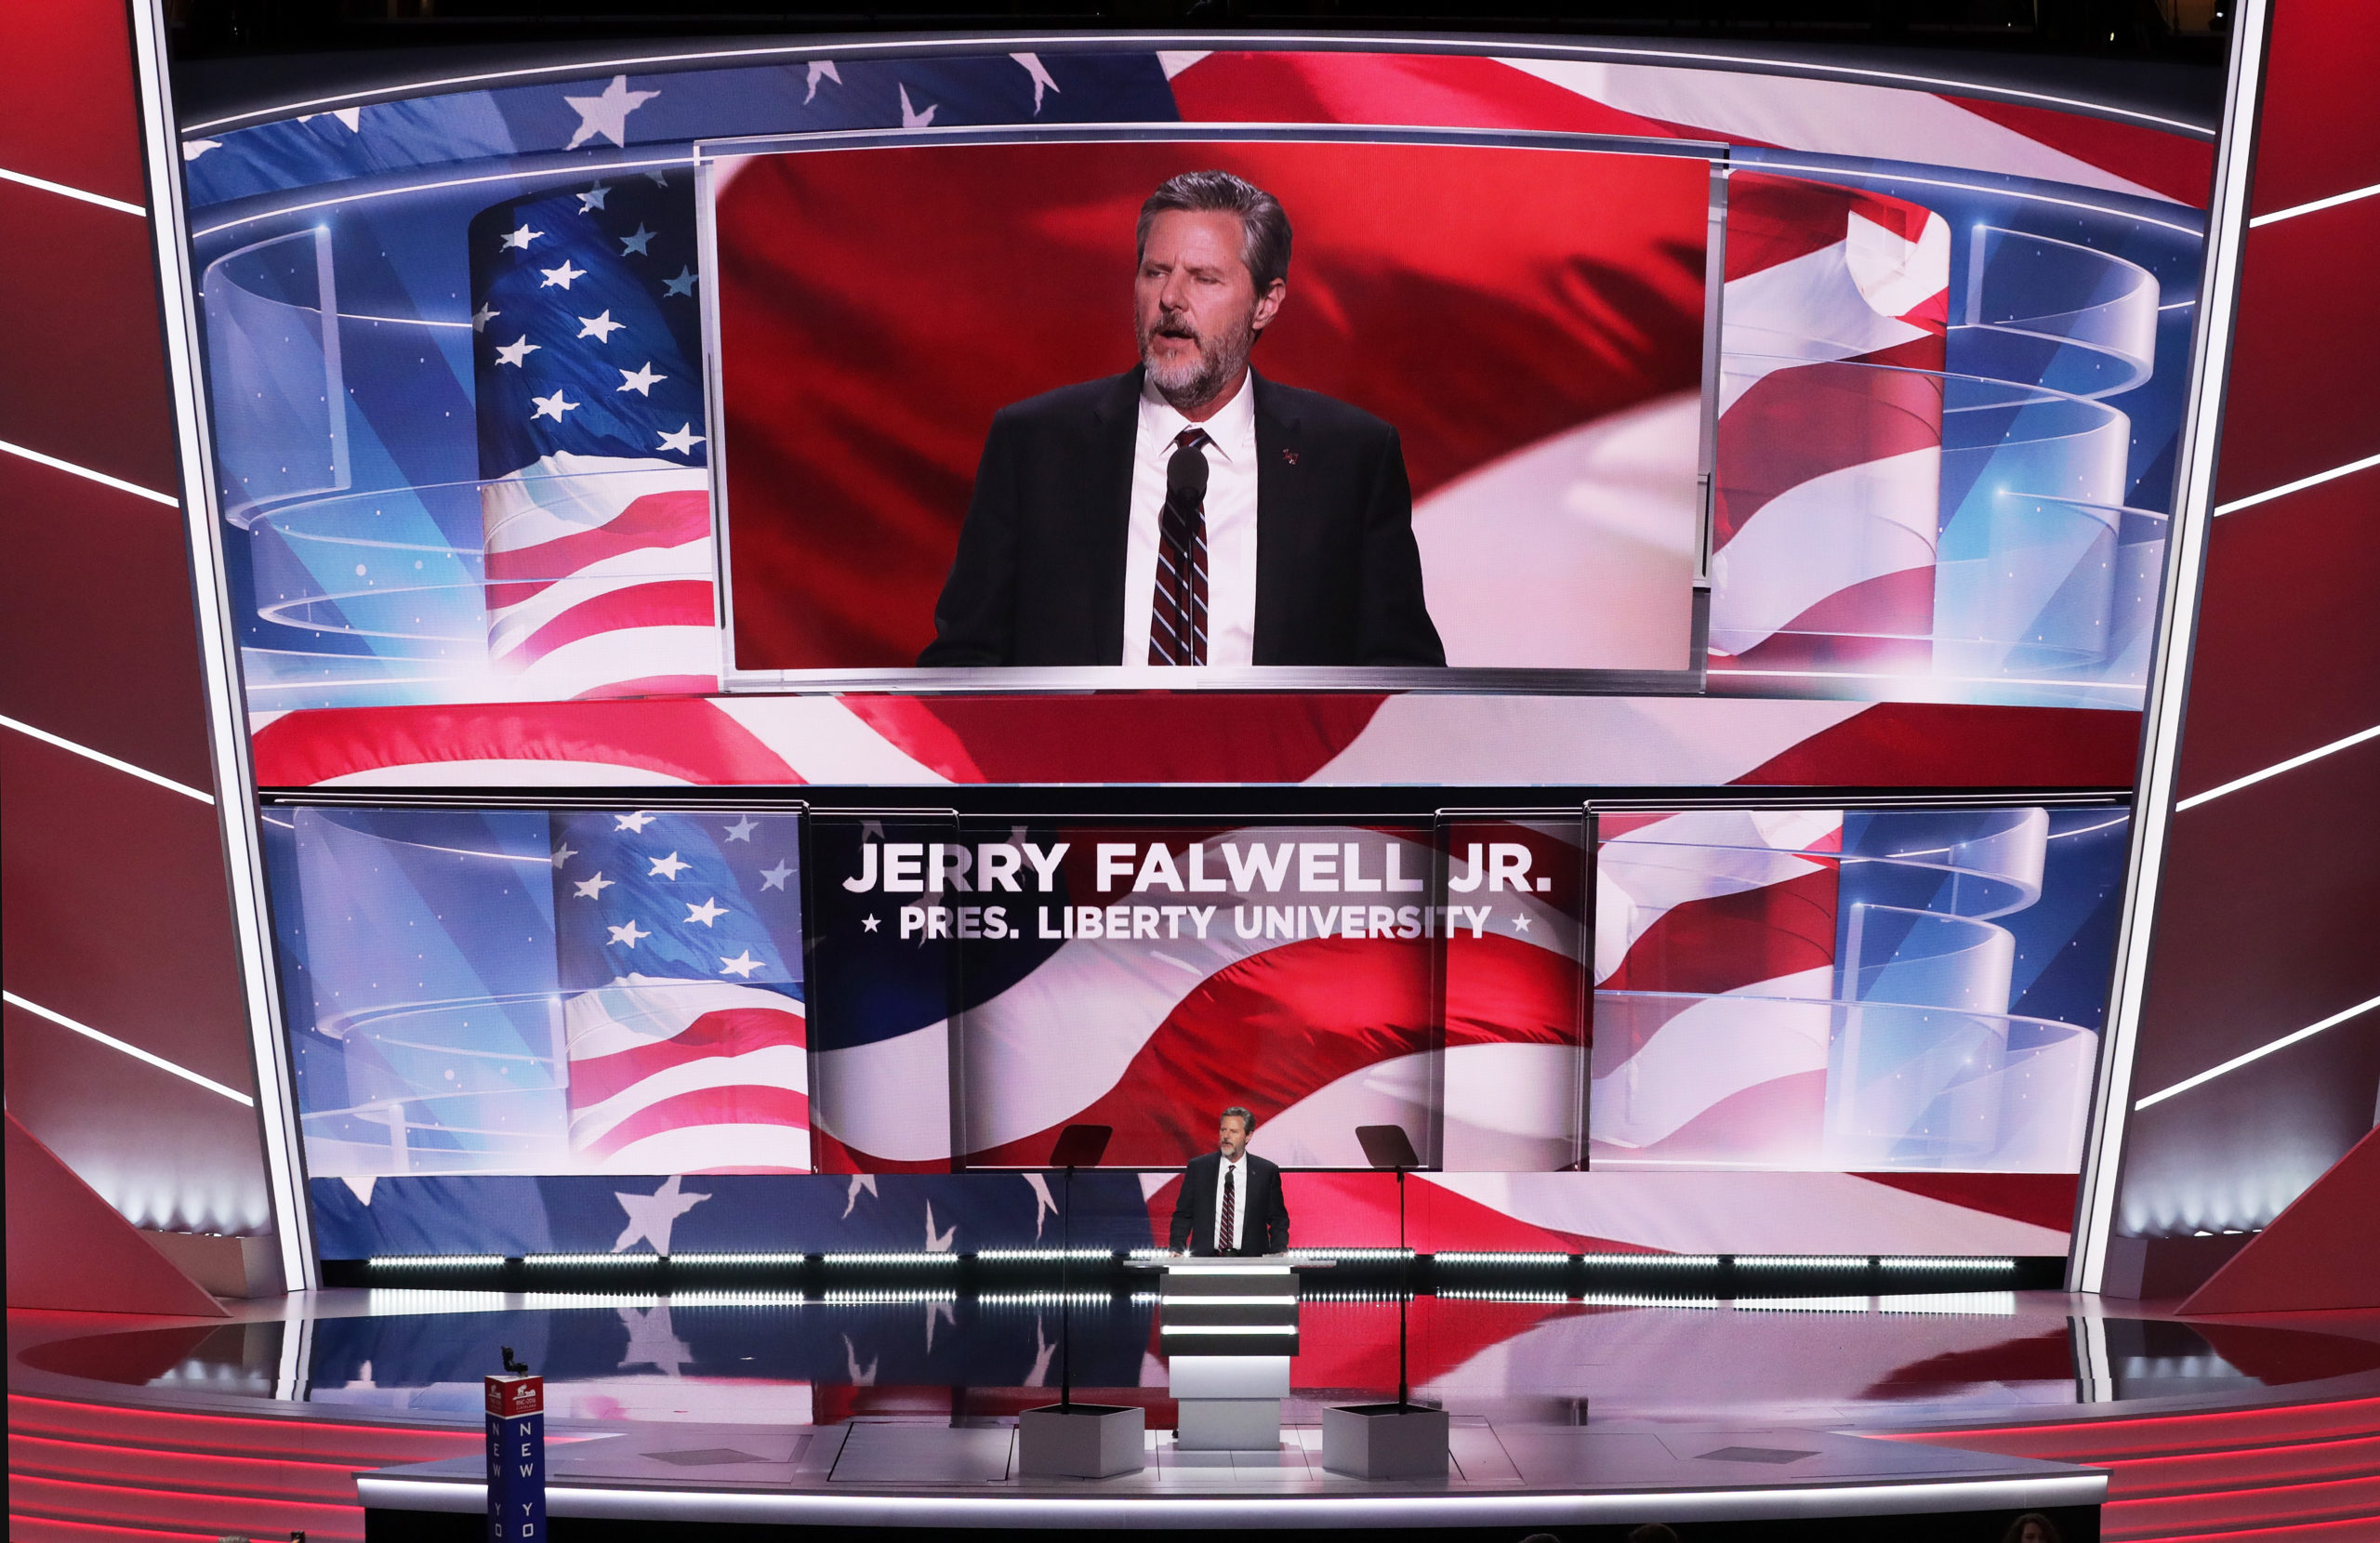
[1220, 1105, 1257, 1133]
[1137, 171, 1292, 293]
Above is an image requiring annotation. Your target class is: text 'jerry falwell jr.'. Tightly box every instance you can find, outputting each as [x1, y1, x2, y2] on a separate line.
[841, 835, 1547, 941]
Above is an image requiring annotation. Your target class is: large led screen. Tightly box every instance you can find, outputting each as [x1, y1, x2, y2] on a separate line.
[705, 134, 1714, 680]
[187, 41, 2212, 794]
[1593, 805, 2128, 1172]
[271, 798, 2123, 1261]
[266, 806, 812, 1180]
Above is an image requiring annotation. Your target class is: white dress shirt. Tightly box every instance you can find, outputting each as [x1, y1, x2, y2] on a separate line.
[1211, 1154, 1249, 1251]
[1122, 372, 1259, 667]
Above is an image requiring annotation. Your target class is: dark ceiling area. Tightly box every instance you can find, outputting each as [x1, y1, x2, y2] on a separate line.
[165, 1, 2231, 130]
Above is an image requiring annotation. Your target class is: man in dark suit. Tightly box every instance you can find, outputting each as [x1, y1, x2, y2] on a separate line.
[1169, 1106, 1291, 1256]
[918, 170, 1444, 669]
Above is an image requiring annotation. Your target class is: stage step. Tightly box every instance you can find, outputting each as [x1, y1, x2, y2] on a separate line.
[2109, 1433, 2380, 1497]
[5, 1392, 479, 1543]
[1888, 1393, 2380, 1542]
[14, 1387, 2373, 1540]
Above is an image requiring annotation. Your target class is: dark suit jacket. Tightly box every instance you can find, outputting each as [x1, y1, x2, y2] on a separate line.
[918, 368, 1445, 667]
[1168, 1152, 1291, 1255]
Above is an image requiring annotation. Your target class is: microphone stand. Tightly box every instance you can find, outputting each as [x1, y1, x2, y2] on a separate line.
[1016, 1124, 1129, 1481]
[1060, 1154, 1076, 1410]
[1327, 1124, 1447, 1480]
[1045, 1124, 1113, 1411]
[1355, 1124, 1421, 1410]
[1396, 1158, 1410, 1408]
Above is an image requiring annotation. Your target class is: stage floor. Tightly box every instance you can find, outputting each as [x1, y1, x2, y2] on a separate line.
[18, 1286, 2380, 1430]
[14, 1288, 2380, 1539]
[354, 1413, 2104, 1536]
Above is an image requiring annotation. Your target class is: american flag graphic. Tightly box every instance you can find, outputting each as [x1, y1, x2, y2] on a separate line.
[223, 44, 2177, 1258]
[552, 810, 808, 1172]
[1589, 806, 2112, 1177]
[1592, 809, 1846, 1163]
[469, 177, 718, 700]
[246, 692, 2147, 790]
[192, 45, 2205, 714]
[1711, 176, 1951, 670]
[281, 798, 2113, 1256]
[1159, 50, 2207, 206]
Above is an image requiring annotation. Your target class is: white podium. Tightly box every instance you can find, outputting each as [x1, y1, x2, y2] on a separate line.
[1134, 1257, 1331, 1451]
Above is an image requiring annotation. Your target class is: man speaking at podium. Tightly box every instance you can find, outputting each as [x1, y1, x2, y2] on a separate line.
[918, 170, 1443, 670]
[1169, 1106, 1290, 1255]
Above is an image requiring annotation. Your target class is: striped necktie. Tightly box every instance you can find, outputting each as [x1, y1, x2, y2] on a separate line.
[1148, 428, 1210, 666]
[1219, 1163, 1237, 1254]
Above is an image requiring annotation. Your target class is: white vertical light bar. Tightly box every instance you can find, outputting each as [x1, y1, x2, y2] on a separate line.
[275, 1304, 315, 1399]
[126, 0, 317, 1290]
[2068, 0, 2271, 1295]
[2069, 1311, 2112, 1405]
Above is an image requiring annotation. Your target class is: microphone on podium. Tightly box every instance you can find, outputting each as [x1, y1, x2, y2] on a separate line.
[1166, 436, 1210, 503]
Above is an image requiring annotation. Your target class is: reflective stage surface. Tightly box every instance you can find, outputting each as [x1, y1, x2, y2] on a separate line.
[22, 1288, 2380, 1431]
[15, 1290, 2380, 1541]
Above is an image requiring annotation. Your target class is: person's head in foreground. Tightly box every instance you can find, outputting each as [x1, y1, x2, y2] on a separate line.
[1217, 1105, 1254, 1161]
[2002, 1514, 2063, 1543]
[1134, 170, 1290, 416]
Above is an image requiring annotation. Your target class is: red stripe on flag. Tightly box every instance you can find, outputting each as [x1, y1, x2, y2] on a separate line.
[484, 489, 710, 609]
[507, 579, 715, 666]
[569, 1007, 807, 1110]
[1601, 864, 1838, 999]
[807, 1129, 953, 1176]
[970, 936, 1435, 1167]
[1713, 359, 1946, 548]
[1946, 96, 2215, 207]
[969, 932, 1580, 1169]
[841, 693, 1392, 785]
[1852, 1170, 2081, 1233]
[1726, 703, 2142, 787]
[250, 700, 802, 785]
[1170, 50, 1688, 139]
[578, 1083, 811, 1162]
[1725, 174, 1936, 282]
[1445, 932, 1586, 1050]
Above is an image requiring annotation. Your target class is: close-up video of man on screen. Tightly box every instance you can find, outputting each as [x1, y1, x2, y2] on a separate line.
[917, 171, 1447, 670]
[713, 138, 1710, 675]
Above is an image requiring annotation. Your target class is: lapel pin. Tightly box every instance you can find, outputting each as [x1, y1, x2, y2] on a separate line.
[1281, 448, 1300, 466]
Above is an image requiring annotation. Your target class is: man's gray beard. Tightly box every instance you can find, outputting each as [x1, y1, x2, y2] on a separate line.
[1141, 315, 1254, 414]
